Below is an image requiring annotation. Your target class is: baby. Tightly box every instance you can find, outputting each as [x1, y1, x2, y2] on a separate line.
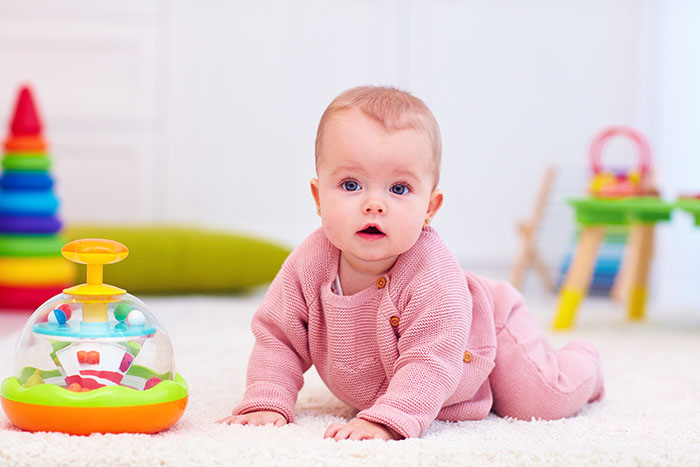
[219, 86, 604, 440]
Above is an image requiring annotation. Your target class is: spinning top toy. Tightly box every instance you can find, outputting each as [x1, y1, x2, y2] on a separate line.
[1, 239, 188, 434]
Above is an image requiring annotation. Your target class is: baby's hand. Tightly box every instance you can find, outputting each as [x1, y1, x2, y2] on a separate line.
[324, 418, 402, 441]
[218, 410, 287, 427]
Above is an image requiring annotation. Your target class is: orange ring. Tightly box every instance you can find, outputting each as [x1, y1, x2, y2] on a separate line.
[3, 135, 47, 152]
[1, 396, 188, 434]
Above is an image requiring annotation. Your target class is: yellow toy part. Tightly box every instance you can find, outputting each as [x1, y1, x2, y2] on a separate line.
[62, 239, 129, 322]
[0, 257, 75, 286]
[627, 170, 641, 184]
[628, 285, 647, 321]
[589, 172, 616, 195]
[552, 287, 583, 330]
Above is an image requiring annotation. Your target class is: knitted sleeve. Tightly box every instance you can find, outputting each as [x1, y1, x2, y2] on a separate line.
[356, 263, 471, 438]
[231, 259, 313, 422]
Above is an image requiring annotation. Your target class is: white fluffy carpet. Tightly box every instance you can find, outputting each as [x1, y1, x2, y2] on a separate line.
[1, 294, 699, 466]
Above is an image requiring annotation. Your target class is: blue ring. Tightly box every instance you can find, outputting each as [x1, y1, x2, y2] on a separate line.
[0, 190, 59, 216]
[0, 215, 62, 234]
[0, 172, 54, 191]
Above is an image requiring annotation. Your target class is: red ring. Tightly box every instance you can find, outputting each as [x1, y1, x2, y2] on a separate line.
[589, 126, 651, 175]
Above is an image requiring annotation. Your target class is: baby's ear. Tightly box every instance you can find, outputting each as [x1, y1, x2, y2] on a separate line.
[310, 178, 321, 212]
[427, 188, 444, 219]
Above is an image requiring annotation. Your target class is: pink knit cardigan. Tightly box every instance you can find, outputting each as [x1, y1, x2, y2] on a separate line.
[233, 226, 502, 438]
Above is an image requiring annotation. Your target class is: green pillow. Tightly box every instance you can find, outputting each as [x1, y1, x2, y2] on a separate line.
[63, 225, 290, 294]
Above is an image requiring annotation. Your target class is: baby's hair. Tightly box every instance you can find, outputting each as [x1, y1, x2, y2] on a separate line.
[315, 86, 442, 185]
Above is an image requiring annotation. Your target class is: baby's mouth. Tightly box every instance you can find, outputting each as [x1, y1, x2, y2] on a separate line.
[357, 225, 386, 240]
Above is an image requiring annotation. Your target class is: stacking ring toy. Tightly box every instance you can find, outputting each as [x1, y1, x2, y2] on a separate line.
[3, 136, 47, 152]
[1, 238, 188, 434]
[0, 172, 54, 191]
[0, 235, 66, 257]
[2, 155, 51, 171]
[0, 190, 59, 216]
[0, 256, 75, 286]
[0, 284, 70, 310]
[0, 215, 62, 234]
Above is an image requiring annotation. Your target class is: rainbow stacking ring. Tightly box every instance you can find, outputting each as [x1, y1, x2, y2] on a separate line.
[0, 191, 59, 216]
[0, 215, 62, 234]
[2, 155, 51, 171]
[0, 172, 54, 191]
[0, 235, 66, 257]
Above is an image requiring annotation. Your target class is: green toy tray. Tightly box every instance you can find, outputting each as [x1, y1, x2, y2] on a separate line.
[568, 197, 675, 226]
[676, 199, 700, 226]
[1, 369, 187, 408]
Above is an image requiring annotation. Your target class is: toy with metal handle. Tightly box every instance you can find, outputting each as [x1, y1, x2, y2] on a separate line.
[589, 126, 652, 198]
[61, 239, 128, 322]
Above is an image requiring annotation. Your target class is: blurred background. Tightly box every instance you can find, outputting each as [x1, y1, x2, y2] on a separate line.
[0, 0, 698, 312]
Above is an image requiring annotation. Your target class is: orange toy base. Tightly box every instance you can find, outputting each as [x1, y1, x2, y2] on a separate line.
[1, 396, 188, 435]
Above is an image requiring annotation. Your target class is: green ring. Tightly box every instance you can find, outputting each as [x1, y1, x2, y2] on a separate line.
[0, 234, 65, 257]
[1, 372, 188, 408]
[3, 152, 48, 159]
[2, 155, 51, 171]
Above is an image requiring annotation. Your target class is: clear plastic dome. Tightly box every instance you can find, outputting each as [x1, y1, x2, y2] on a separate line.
[2, 239, 187, 434]
[11, 292, 175, 392]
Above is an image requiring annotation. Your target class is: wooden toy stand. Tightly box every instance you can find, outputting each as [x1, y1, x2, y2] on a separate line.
[553, 126, 674, 330]
[553, 197, 673, 329]
[510, 166, 555, 292]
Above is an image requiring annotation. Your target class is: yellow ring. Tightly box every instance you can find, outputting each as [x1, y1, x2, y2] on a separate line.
[0, 257, 75, 286]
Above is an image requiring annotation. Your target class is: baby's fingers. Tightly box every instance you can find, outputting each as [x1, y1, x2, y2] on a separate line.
[333, 426, 355, 441]
[274, 418, 286, 427]
[348, 429, 373, 441]
[217, 414, 247, 425]
[323, 422, 343, 439]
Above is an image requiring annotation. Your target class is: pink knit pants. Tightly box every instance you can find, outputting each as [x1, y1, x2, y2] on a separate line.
[489, 295, 604, 420]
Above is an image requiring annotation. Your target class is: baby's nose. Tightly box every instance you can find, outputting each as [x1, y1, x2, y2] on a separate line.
[363, 199, 385, 214]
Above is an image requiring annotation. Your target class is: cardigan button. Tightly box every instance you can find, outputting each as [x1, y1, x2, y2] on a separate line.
[463, 351, 472, 363]
[376, 277, 387, 289]
[389, 316, 400, 327]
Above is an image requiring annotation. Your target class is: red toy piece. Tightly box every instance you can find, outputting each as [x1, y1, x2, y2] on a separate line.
[588, 126, 654, 198]
[3, 85, 47, 152]
[86, 351, 100, 365]
[0, 284, 70, 311]
[10, 87, 42, 136]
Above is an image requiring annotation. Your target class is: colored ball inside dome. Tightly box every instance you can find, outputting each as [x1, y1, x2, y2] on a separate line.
[57, 303, 72, 321]
[114, 303, 131, 322]
[126, 309, 145, 326]
[48, 308, 67, 325]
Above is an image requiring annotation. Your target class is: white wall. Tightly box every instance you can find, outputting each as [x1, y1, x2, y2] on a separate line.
[162, 0, 643, 265]
[0, 0, 165, 221]
[0, 1, 697, 308]
[641, 0, 700, 311]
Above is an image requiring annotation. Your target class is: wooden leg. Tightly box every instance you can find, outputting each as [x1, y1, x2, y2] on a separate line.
[532, 252, 554, 292]
[509, 222, 532, 290]
[553, 226, 605, 330]
[611, 239, 634, 303]
[626, 223, 654, 321]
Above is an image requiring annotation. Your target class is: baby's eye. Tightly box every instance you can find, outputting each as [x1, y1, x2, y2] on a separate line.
[390, 184, 410, 195]
[341, 180, 361, 191]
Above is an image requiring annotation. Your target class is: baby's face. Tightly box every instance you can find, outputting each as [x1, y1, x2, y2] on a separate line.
[312, 109, 442, 270]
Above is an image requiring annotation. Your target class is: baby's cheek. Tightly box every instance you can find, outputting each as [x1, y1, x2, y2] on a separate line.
[393, 216, 424, 249]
